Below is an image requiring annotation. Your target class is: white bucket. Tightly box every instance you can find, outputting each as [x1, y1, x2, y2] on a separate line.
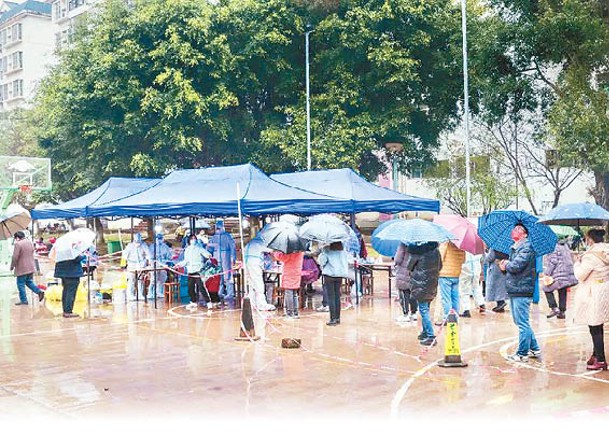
[112, 288, 126, 305]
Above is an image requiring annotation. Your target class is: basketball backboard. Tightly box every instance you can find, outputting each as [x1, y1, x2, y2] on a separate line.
[0, 155, 51, 190]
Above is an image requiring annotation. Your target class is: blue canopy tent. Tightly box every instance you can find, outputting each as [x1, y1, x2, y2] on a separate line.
[87, 164, 353, 218]
[271, 168, 440, 213]
[31, 177, 161, 220]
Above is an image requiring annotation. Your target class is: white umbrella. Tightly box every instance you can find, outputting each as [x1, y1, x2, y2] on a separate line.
[0, 204, 31, 240]
[49, 228, 96, 262]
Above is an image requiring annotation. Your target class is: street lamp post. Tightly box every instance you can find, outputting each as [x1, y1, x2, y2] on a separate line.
[461, 0, 471, 218]
[305, 26, 313, 171]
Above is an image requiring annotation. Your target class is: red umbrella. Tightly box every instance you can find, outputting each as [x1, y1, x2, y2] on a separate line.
[433, 214, 485, 255]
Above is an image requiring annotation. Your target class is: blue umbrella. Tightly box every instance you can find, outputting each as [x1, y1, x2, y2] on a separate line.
[371, 218, 456, 257]
[538, 202, 609, 227]
[478, 210, 558, 256]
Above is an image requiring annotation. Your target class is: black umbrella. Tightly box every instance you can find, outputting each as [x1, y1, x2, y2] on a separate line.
[259, 221, 307, 254]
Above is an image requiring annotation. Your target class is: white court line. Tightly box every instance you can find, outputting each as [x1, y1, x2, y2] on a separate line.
[498, 332, 609, 385]
[390, 325, 580, 418]
[0, 316, 162, 339]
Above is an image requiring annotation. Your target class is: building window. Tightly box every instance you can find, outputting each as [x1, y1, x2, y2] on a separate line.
[68, 0, 86, 11]
[11, 79, 22, 98]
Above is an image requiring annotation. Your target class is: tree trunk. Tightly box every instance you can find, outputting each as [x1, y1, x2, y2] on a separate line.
[592, 171, 609, 209]
[94, 217, 105, 245]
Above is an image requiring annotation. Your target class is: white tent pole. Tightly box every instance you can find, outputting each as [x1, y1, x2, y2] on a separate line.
[236, 183, 248, 297]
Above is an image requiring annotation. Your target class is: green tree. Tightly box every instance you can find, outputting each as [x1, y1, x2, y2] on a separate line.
[35, 0, 466, 199]
[470, 0, 609, 207]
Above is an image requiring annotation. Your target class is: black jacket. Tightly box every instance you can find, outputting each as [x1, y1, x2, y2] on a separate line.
[406, 242, 442, 302]
[505, 239, 536, 298]
[54, 256, 84, 279]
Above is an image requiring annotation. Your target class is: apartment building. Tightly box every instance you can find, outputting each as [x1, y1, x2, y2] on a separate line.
[49, 0, 92, 50]
[0, 0, 53, 110]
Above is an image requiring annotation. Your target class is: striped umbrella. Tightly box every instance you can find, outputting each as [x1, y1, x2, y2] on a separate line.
[478, 210, 557, 256]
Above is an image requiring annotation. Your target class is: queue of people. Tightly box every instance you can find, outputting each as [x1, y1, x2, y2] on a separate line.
[15, 217, 608, 372]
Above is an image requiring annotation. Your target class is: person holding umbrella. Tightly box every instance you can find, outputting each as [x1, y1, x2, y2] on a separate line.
[498, 224, 542, 362]
[50, 228, 97, 318]
[244, 235, 276, 311]
[318, 241, 349, 326]
[55, 252, 84, 318]
[11, 231, 44, 305]
[407, 242, 442, 346]
[259, 221, 307, 314]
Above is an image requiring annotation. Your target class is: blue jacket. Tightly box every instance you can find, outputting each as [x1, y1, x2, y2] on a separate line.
[505, 239, 536, 298]
[55, 256, 85, 279]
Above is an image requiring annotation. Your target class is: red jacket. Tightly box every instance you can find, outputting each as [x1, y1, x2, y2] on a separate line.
[273, 251, 304, 290]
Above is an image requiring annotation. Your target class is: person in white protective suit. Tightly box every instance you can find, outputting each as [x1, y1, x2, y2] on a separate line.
[121, 233, 150, 301]
[459, 252, 486, 317]
[208, 219, 236, 304]
[244, 235, 276, 311]
[147, 233, 173, 299]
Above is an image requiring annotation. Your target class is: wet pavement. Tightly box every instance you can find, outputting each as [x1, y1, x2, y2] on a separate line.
[1, 272, 608, 420]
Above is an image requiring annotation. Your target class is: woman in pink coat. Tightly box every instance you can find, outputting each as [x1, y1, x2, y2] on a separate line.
[573, 229, 609, 370]
[273, 251, 304, 319]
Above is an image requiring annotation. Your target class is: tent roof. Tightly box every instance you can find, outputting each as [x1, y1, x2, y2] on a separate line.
[271, 168, 440, 213]
[31, 177, 161, 220]
[87, 164, 352, 218]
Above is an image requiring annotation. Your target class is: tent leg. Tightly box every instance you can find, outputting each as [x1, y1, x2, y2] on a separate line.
[153, 216, 157, 310]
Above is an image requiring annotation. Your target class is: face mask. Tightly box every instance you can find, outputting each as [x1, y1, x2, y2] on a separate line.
[510, 226, 527, 242]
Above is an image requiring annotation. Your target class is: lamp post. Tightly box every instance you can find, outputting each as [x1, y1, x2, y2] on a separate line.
[461, 0, 471, 218]
[305, 26, 313, 170]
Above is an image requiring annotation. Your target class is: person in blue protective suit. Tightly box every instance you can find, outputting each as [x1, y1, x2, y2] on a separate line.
[208, 219, 237, 304]
[147, 233, 173, 299]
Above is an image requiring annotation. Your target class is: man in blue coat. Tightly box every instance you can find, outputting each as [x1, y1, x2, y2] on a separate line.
[208, 220, 236, 304]
[499, 224, 542, 362]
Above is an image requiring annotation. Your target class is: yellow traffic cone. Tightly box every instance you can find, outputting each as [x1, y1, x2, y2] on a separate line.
[438, 309, 468, 368]
[235, 296, 260, 341]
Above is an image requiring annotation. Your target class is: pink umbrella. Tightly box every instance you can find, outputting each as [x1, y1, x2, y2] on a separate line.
[433, 214, 485, 255]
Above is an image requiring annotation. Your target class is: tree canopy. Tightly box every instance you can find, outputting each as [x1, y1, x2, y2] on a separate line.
[33, 0, 465, 199]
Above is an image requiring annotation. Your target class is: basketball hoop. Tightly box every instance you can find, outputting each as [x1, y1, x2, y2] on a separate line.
[18, 184, 32, 195]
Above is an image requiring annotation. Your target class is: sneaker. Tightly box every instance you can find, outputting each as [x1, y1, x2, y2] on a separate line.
[62, 313, 80, 318]
[547, 308, 559, 318]
[315, 305, 329, 312]
[587, 361, 608, 371]
[434, 320, 444, 326]
[15, 301, 28, 306]
[479, 304, 486, 313]
[396, 315, 410, 323]
[417, 331, 428, 340]
[556, 312, 566, 319]
[408, 312, 418, 321]
[206, 302, 213, 309]
[460, 310, 472, 318]
[419, 337, 437, 346]
[492, 302, 506, 312]
[506, 353, 529, 363]
[528, 349, 542, 359]
[587, 355, 597, 366]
